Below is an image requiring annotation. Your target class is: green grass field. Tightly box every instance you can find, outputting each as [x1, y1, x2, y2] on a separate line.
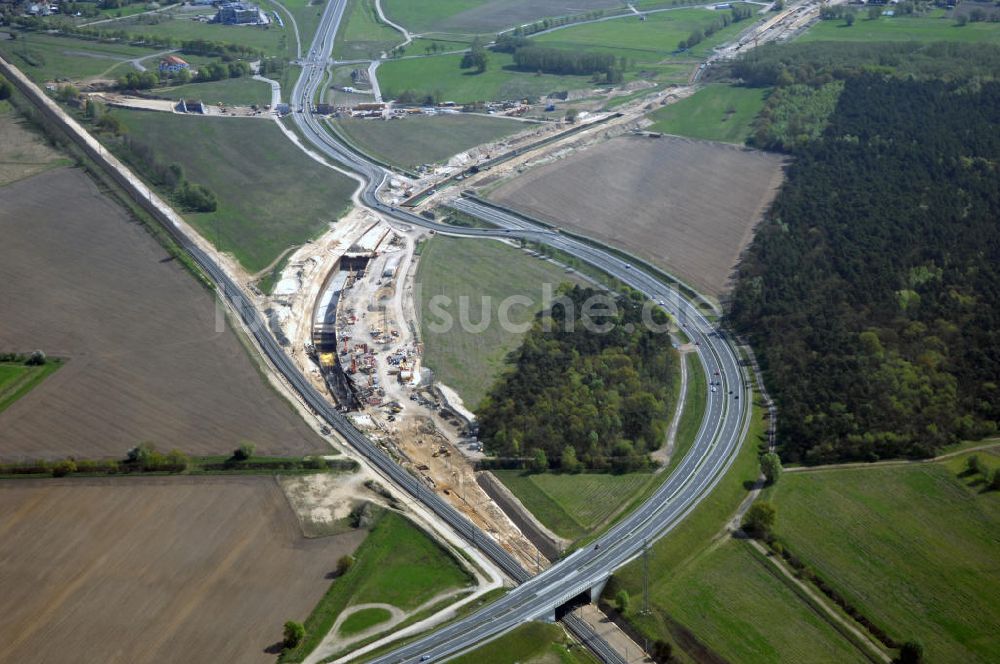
[274, 0, 325, 51]
[156, 77, 272, 106]
[0, 30, 167, 82]
[633, 540, 868, 663]
[534, 8, 754, 63]
[450, 621, 597, 664]
[332, 0, 402, 59]
[381, 0, 489, 34]
[116, 10, 290, 56]
[377, 51, 594, 103]
[0, 361, 62, 413]
[493, 470, 655, 540]
[767, 455, 1000, 663]
[337, 606, 392, 637]
[112, 110, 355, 273]
[801, 13, 1000, 43]
[280, 511, 474, 662]
[415, 235, 581, 410]
[331, 114, 525, 170]
[647, 84, 768, 144]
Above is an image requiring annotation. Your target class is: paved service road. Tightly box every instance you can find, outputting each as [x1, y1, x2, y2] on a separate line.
[276, 2, 754, 661]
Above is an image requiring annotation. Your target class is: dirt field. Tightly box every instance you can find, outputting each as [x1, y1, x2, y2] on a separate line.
[0, 101, 69, 186]
[0, 167, 327, 460]
[0, 476, 367, 664]
[488, 135, 786, 298]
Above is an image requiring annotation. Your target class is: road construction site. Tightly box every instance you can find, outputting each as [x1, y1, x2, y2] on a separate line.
[262, 213, 551, 573]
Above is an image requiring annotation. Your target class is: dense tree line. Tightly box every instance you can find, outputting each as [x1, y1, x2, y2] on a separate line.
[729, 73, 1000, 463]
[478, 286, 677, 472]
[732, 41, 1000, 87]
[511, 45, 626, 83]
[735, 41, 1000, 151]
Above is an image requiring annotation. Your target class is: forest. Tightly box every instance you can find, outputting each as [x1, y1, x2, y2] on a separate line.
[731, 41, 1000, 150]
[477, 286, 677, 472]
[729, 73, 1000, 463]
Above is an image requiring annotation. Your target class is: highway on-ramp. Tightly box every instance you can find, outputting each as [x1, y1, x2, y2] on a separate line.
[281, 2, 754, 661]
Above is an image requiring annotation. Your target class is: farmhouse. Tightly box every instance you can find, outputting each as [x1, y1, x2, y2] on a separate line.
[158, 55, 190, 74]
[213, 2, 269, 25]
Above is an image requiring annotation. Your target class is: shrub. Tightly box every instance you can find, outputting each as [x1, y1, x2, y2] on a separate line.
[335, 555, 355, 577]
[25, 350, 46, 366]
[741, 501, 776, 538]
[232, 442, 255, 461]
[51, 459, 77, 477]
[282, 620, 305, 649]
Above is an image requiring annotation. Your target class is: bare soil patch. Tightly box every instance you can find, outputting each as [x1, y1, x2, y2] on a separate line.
[0, 476, 367, 664]
[0, 167, 326, 460]
[489, 135, 786, 298]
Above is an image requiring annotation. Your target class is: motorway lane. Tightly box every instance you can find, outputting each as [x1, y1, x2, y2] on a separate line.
[275, 2, 753, 661]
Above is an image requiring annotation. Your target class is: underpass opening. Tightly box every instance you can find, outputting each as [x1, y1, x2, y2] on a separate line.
[554, 589, 592, 621]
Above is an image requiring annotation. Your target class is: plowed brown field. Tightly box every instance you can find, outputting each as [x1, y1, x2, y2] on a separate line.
[0, 477, 366, 664]
[489, 135, 785, 298]
[0, 168, 325, 459]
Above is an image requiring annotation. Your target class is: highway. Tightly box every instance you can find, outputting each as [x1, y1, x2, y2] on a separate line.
[0, 11, 750, 661]
[277, 1, 754, 661]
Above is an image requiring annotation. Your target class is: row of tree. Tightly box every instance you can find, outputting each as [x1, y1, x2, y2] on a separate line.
[678, 6, 752, 51]
[114, 130, 218, 212]
[477, 286, 677, 472]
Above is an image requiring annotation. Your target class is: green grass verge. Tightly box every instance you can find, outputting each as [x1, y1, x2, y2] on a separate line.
[406, 36, 473, 55]
[0, 360, 62, 413]
[156, 76, 273, 106]
[801, 13, 1000, 43]
[333, 0, 402, 59]
[492, 470, 655, 541]
[646, 84, 768, 144]
[343, 588, 507, 663]
[338, 607, 393, 637]
[280, 511, 475, 663]
[0, 453, 353, 478]
[450, 621, 598, 664]
[111, 109, 355, 273]
[415, 235, 580, 410]
[331, 113, 525, 170]
[377, 51, 595, 104]
[767, 454, 1000, 663]
[666, 352, 707, 475]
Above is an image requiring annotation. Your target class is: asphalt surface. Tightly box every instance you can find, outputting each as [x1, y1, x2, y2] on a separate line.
[275, 2, 754, 661]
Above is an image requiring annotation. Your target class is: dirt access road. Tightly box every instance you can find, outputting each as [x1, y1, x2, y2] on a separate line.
[0, 167, 328, 460]
[0, 476, 367, 664]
